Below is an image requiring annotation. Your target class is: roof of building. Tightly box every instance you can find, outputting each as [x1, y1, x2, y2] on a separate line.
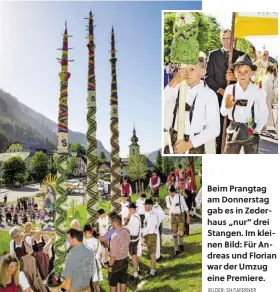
[0, 152, 30, 162]
[5, 139, 52, 153]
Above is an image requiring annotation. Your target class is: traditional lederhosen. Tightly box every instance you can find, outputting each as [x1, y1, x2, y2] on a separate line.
[169, 91, 205, 154]
[225, 84, 260, 154]
[169, 196, 185, 234]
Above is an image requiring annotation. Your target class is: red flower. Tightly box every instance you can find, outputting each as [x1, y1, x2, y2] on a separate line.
[248, 128, 254, 135]
[52, 277, 57, 283]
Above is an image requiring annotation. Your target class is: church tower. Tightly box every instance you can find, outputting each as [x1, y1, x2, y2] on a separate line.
[129, 126, 140, 156]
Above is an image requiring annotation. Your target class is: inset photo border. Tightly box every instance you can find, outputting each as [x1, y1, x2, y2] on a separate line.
[162, 11, 278, 156]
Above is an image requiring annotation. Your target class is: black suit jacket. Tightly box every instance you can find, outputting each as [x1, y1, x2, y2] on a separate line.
[205, 48, 246, 94]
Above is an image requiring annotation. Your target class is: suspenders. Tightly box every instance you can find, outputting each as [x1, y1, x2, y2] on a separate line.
[171, 91, 199, 130]
[231, 84, 255, 126]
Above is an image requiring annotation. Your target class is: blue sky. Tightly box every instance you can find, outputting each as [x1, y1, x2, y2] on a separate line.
[0, 1, 201, 157]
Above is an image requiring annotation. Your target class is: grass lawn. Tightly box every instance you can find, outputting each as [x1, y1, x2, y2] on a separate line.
[99, 228, 202, 292]
[0, 230, 10, 256]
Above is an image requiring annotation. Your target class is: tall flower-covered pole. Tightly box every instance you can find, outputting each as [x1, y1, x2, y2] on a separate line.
[85, 11, 98, 224]
[110, 27, 121, 214]
[54, 22, 73, 276]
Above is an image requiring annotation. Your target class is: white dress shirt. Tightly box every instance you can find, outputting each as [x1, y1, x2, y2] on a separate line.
[221, 82, 269, 133]
[136, 199, 146, 215]
[143, 210, 158, 237]
[121, 201, 129, 224]
[126, 213, 141, 237]
[195, 189, 202, 205]
[164, 81, 220, 148]
[97, 216, 110, 236]
[166, 194, 188, 214]
[152, 203, 167, 224]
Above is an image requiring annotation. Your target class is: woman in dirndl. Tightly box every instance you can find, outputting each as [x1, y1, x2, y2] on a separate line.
[31, 230, 50, 280]
[0, 254, 31, 292]
[9, 227, 47, 292]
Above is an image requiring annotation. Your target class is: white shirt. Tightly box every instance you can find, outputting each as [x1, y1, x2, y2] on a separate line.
[149, 176, 160, 188]
[19, 271, 30, 290]
[136, 199, 146, 215]
[221, 82, 269, 133]
[97, 216, 110, 236]
[143, 210, 158, 237]
[126, 213, 141, 237]
[195, 189, 202, 205]
[164, 81, 220, 148]
[84, 237, 102, 260]
[166, 194, 188, 214]
[152, 203, 167, 224]
[121, 201, 129, 224]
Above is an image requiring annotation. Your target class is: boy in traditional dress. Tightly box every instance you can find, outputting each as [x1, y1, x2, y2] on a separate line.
[164, 62, 220, 154]
[166, 186, 190, 256]
[221, 54, 269, 154]
[149, 170, 160, 197]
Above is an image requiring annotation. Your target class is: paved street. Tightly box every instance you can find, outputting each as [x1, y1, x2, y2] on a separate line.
[0, 183, 40, 203]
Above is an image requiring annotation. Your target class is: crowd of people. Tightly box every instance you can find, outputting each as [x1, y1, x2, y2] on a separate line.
[164, 29, 278, 154]
[0, 169, 202, 292]
[0, 197, 43, 227]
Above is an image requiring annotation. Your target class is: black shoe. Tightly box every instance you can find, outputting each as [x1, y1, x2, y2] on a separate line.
[156, 256, 163, 262]
[174, 250, 180, 256]
[179, 245, 185, 252]
[130, 276, 139, 282]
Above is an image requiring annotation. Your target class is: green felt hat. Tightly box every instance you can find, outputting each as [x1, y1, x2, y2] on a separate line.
[170, 12, 200, 65]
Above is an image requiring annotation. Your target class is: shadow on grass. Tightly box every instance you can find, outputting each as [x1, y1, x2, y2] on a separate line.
[141, 285, 182, 292]
[160, 242, 201, 258]
[159, 263, 202, 281]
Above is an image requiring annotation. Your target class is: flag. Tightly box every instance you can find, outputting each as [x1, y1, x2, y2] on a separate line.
[235, 12, 278, 37]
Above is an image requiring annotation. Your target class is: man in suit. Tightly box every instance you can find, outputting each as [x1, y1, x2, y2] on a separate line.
[205, 29, 246, 154]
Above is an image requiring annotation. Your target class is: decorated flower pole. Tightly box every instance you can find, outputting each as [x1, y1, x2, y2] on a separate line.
[85, 11, 99, 224]
[169, 12, 200, 154]
[110, 27, 121, 214]
[54, 22, 73, 276]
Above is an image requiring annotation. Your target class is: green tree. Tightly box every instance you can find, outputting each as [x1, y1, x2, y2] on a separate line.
[3, 156, 27, 185]
[98, 151, 107, 166]
[127, 154, 148, 194]
[68, 157, 78, 174]
[69, 143, 86, 156]
[236, 38, 254, 59]
[29, 152, 49, 180]
[0, 129, 9, 152]
[162, 156, 172, 176]
[154, 151, 163, 176]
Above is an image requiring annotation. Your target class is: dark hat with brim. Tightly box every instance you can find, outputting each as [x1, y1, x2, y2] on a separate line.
[128, 202, 137, 209]
[141, 193, 147, 198]
[231, 54, 257, 71]
[97, 209, 105, 215]
[169, 185, 176, 193]
[144, 198, 154, 205]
